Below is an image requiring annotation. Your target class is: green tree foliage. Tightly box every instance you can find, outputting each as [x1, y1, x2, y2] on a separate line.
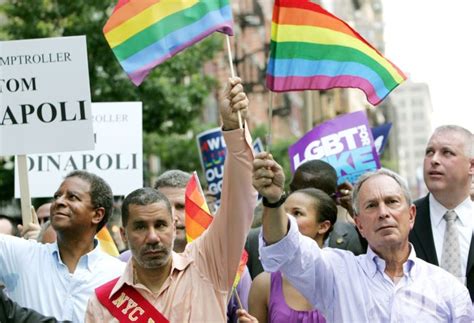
[0, 0, 222, 134]
[0, 157, 14, 201]
[0, 0, 224, 201]
[251, 124, 296, 190]
[143, 122, 213, 186]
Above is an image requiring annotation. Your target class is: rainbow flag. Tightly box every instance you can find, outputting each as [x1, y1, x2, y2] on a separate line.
[97, 226, 119, 257]
[266, 0, 406, 106]
[233, 249, 248, 290]
[184, 172, 213, 243]
[103, 0, 234, 86]
[184, 172, 248, 288]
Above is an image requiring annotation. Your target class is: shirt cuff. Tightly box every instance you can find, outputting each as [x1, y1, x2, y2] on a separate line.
[258, 215, 300, 272]
[222, 122, 254, 154]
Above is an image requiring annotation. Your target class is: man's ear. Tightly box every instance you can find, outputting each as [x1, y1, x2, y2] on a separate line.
[409, 204, 416, 229]
[92, 207, 105, 226]
[354, 216, 366, 238]
[120, 226, 128, 245]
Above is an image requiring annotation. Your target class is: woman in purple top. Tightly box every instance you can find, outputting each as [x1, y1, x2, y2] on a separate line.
[248, 188, 337, 323]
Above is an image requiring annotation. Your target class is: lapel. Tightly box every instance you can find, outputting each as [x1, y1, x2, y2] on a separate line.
[413, 195, 439, 265]
[466, 231, 474, 276]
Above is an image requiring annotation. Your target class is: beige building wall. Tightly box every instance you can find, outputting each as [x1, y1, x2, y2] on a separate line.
[389, 81, 433, 198]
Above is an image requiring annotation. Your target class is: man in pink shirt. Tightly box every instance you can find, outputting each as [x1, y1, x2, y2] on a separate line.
[85, 78, 257, 322]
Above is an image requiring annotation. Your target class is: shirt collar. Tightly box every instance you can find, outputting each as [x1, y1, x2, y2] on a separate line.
[109, 251, 193, 298]
[430, 194, 473, 227]
[365, 244, 417, 280]
[50, 239, 101, 272]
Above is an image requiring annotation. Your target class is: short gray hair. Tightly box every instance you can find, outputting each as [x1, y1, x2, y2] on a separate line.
[154, 170, 191, 189]
[432, 125, 473, 158]
[352, 168, 412, 215]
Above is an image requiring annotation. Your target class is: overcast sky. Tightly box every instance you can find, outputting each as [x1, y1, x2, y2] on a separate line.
[382, 0, 474, 132]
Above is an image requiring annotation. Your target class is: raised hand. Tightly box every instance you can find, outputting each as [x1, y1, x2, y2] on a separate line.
[221, 77, 248, 130]
[252, 152, 285, 203]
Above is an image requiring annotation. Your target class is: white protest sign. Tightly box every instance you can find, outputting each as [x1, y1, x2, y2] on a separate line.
[0, 36, 94, 155]
[15, 102, 143, 197]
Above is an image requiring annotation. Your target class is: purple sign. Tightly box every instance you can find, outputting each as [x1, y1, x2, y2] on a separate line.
[288, 111, 381, 184]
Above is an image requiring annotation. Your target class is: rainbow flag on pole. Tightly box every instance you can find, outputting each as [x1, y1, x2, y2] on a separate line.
[184, 172, 248, 287]
[103, 0, 234, 86]
[266, 0, 406, 105]
[184, 172, 213, 243]
[233, 249, 248, 289]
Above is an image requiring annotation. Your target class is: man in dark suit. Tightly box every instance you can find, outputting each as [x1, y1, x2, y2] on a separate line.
[245, 159, 366, 279]
[0, 289, 67, 322]
[409, 125, 474, 300]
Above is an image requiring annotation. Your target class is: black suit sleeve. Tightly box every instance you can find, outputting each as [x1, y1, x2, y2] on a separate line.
[0, 290, 68, 323]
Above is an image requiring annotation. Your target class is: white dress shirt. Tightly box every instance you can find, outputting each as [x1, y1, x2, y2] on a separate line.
[0, 234, 125, 322]
[260, 215, 473, 322]
[429, 195, 474, 276]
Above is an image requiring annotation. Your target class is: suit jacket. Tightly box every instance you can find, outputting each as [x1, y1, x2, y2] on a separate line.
[0, 289, 64, 323]
[245, 227, 263, 280]
[409, 194, 474, 301]
[328, 221, 367, 255]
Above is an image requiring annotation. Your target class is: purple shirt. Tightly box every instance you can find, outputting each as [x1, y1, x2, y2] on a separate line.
[269, 271, 325, 323]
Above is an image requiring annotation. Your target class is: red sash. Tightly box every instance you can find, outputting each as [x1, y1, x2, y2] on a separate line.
[95, 277, 169, 323]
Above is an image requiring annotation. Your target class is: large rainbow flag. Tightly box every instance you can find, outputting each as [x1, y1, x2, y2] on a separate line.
[266, 0, 406, 106]
[103, 0, 234, 86]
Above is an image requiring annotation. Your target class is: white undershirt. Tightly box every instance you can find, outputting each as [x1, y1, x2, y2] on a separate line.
[429, 194, 474, 277]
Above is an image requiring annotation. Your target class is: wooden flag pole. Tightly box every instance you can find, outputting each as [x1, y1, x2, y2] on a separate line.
[266, 91, 274, 152]
[225, 35, 243, 129]
[233, 288, 244, 309]
[17, 154, 33, 225]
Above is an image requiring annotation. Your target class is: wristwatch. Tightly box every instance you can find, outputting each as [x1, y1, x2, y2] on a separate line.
[262, 193, 287, 208]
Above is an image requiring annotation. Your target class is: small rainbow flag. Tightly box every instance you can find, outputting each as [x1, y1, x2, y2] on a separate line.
[184, 172, 248, 288]
[184, 172, 213, 243]
[233, 249, 248, 290]
[97, 226, 119, 257]
[103, 0, 234, 86]
[266, 0, 406, 106]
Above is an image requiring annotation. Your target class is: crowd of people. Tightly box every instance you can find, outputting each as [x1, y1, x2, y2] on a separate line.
[0, 77, 473, 322]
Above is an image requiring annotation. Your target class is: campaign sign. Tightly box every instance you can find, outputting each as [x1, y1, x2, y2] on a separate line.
[253, 137, 264, 154]
[0, 36, 93, 155]
[197, 128, 263, 207]
[371, 123, 392, 155]
[289, 111, 381, 184]
[14, 102, 142, 197]
[197, 128, 226, 208]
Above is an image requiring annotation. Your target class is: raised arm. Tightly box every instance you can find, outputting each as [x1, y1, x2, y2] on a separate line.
[192, 77, 257, 291]
[252, 152, 286, 244]
[255, 156, 339, 316]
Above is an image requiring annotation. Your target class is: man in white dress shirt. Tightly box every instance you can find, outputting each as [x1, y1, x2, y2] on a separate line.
[0, 171, 125, 322]
[253, 151, 472, 322]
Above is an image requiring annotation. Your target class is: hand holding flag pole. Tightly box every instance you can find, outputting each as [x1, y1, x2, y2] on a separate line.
[225, 35, 243, 129]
